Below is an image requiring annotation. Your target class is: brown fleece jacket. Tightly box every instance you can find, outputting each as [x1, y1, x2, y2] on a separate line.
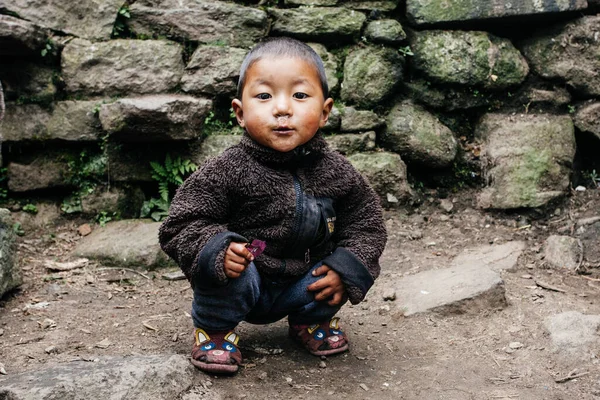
[158, 132, 387, 304]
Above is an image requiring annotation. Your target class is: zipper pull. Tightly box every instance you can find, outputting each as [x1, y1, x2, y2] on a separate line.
[304, 248, 311, 264]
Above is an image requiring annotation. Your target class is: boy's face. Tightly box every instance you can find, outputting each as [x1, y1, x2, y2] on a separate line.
[232, 56, 333, 153]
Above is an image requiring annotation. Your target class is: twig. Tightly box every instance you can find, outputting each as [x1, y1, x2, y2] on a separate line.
[576, 239, 584, 272]
[0, 80, 4, 122]
[96, 267, 150, 279]
[142, 321, 158, 331]
[582, 276, 600, 282]
[490, 352, 501, 368]
[534, 280, 566, 293]
[554, 369, 589, 383]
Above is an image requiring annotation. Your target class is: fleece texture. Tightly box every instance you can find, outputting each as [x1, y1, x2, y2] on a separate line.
[158, 132, 387, 304]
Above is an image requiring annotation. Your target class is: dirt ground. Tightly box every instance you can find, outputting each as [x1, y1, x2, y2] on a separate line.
[1, 187, 600, 399]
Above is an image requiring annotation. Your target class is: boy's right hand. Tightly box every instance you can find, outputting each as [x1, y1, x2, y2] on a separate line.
[224, 242, 254, 279]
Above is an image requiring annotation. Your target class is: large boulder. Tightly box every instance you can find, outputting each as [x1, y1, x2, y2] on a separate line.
[62, 39, 184, 96]
[181, 45, 248, 97]
[270, 7, 366, 42]
[521, 16, 600, 97]
[0, 63, 56, 104]
[73, 219, 173, 268]
[0, 209, 19, 299]
[382, 100, 458, 168]
[348, 151, 413, 208]
[0, 355, 194, 400]
[129, 0, 267, 47]
[2, 103, 51, 142]
[3, 101, 103, 142]
[364, 19, 406, 45]
[0, 15, 47, 57]
[1, 0, 122, 40]
[574, 102, 600, 141]
[340, 107, 384, 133]
[99, 95, 212, 141]
[326, 131, 376, 155]
[476, 114, 576, 209]
[341, 45, 403, 109]
[406, 0, 587, 25]
[7, 159, 68, 192]
[47, 101, 104, 141]
[410, 30, 529, 89]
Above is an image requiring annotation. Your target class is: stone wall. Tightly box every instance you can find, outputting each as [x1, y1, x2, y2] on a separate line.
[1, 0, 599, 215]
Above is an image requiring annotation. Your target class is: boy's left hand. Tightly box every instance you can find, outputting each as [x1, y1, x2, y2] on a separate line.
[307, 264, 345, 306]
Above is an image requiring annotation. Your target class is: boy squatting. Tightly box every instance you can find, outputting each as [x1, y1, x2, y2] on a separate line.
[158, 37, 387, 374]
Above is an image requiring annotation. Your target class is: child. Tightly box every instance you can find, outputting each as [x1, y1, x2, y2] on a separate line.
[159, 37, 387, 374]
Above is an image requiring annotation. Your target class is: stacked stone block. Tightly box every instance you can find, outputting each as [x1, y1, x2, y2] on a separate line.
[0, 0, 598, 214]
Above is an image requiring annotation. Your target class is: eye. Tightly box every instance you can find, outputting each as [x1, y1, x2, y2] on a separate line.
[256, 93, 271, 100]
[201, 342, 215, 351]
[313, 329, 326, 340]
[293, 92, 308, 99]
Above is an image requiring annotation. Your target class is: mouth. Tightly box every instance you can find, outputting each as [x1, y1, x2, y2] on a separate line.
[273, 126, 294, 135]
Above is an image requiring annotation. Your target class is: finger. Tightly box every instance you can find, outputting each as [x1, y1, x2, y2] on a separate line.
[311, 265, 331, 277]
[225, 261, 246, 274]
[229, 242, 254, 261]
[328, 292, 343, 306]
[315, 287, 335, 301]
[307, 277, 328, 292]
[225, 269, 241, 279]
[226, 249, 250, 266]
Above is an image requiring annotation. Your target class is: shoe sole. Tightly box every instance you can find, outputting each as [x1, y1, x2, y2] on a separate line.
[310, 343, 349, 356]
[190, 358, 239, 374]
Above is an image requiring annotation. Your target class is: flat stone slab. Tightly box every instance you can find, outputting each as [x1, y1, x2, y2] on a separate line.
[2, 0, 122, 40]
[393, 262, 506, 316]
[406, 0, 587, 25]
[72, 220, 174, 269]
[451, 241, 526, 272]
[544, 311, 600, 359]
[0, 355, 194, 400]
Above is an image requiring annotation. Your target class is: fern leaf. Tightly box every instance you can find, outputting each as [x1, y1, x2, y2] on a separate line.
[158, 181, 170, 202]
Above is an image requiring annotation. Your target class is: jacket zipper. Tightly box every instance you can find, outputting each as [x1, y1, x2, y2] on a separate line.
[291, 174, 311, 264]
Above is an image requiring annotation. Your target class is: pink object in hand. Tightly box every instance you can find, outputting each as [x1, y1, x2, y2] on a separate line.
[246, 239, 266, 258]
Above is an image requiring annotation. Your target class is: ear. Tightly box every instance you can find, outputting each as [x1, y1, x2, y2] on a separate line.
[231, 98, 245, 128]
[319, 97, 334, 128]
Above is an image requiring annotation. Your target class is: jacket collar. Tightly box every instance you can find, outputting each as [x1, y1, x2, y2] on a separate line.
[238, 131, 328, 166]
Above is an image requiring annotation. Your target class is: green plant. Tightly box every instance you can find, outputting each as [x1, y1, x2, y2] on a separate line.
[587, 169, 600, 188]
[141, 154, 198, 221]
[13, 222, 24, 236]
[0, 167, 8, 201]
[203, 109, 236, 135]
[140, 197, 170, 222]
[61, 195, 82, 214]
[41, 40, 53, 57]
[112, 4, 131, 38]
[64, 150, 107, 194]
[22, 203, 38, 214]
[568, 104, 576, 114]
[398, 46, 414, 57]
[95, 211, 118, 227]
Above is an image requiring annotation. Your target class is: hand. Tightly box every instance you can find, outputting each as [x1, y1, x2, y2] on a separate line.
[224, 242, 254, 279]
[306, 264, 346, 306]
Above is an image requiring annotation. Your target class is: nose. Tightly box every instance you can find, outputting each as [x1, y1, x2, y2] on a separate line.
[273, 94, 292, 117]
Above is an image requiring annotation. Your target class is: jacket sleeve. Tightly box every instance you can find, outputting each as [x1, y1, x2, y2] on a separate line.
[158, 159, 246, 287]
[322, 161, 387, 304]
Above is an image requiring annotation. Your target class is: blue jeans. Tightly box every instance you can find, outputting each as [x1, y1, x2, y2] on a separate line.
[191, 262, 344, 331]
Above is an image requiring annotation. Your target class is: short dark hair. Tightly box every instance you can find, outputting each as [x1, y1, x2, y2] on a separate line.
[236, 37, 329, 99]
